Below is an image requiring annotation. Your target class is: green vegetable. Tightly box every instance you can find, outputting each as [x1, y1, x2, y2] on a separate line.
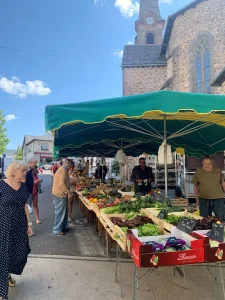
[154, 206, 185, 213]
[166, 215, 183, 226]
[137, 224, 160, 237]
[102, 206, 119, 214]
[121, 227, 129, 233]
[125, 212, 146, 220]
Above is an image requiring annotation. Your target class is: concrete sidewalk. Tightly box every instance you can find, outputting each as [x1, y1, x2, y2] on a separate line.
[9, 256, 224, 300]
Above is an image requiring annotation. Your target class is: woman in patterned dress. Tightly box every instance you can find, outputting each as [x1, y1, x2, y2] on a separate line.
[0, 161, 32, 300]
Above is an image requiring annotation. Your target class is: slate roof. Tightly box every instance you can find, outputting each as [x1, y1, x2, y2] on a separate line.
[23, 133, 53, 148]
[160, 77, 173, 90]
[211, 67, 225, 87]
[161, 0, 207, 56]
[122, 45, 167, 67]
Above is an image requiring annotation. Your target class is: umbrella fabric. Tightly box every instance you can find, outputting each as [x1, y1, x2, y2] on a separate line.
[55, 139, 162, 158]
[45, 90, 225, 157]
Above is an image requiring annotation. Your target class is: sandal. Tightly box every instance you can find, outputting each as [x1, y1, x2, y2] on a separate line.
[28, 231, 35, 237]
[8, 275, 16, 287]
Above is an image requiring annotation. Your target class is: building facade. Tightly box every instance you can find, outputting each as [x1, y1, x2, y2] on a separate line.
[22, 133, 53, 163]
[122, 0, 225, 96]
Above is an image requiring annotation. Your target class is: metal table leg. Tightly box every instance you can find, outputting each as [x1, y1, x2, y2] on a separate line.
[135, 266, 140, 300]
[118, 245, 124, 297]
[213, 263, 218, 300]
[115, 244, 124, 297]
[219, 263, 225, 300]
[133, 265, 138, 300]
[106, 231, 109, 259]
[115, 243, 119, 283]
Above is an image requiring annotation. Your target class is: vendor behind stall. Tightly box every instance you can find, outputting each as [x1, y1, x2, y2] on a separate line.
[131, 157, 154, 196]
[192, 155, 225, 220]
[95, 163, 107, 180]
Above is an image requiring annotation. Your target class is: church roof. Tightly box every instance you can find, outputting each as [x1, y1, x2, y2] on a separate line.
[161, 0, 207, 55]
[211, 67, 225, 87]
[122, 45, 167, 67]
[160, 76, 173, 90]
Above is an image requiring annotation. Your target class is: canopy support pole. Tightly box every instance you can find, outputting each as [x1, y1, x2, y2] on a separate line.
[164, 115, 168, 198]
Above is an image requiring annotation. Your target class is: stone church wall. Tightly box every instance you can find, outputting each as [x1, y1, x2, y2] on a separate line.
[123, 66, 167, 96]
[167, 0, 225, 94]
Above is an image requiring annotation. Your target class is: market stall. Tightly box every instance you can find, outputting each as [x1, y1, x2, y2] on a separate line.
[45, 90, 225, 299]
[71, 177, 225, 299]
[46, 90, 225, 196]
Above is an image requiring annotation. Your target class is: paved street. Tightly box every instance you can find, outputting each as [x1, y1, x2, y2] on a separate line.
[9, 258, 225, 300]
[29, 173, 104, 257]
[5, 173, 225, 300]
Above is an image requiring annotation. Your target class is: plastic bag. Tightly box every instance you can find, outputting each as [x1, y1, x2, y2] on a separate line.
[38, 185, 42, 194]
[158, 141, 173, 165]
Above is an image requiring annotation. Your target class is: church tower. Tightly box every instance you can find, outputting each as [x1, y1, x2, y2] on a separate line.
[135, 0, 165, 45]
[122, 0, 167, 96]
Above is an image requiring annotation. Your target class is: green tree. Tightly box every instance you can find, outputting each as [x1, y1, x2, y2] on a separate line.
[111, 160, 120, 176]
[0, 111, 9, 155]
[15, 146, 23, 160]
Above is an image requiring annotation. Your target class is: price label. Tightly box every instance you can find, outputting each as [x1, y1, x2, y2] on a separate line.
[157, 210, 168, 219]
[209, 223, 224, 243]
[177, 217, 196, 234]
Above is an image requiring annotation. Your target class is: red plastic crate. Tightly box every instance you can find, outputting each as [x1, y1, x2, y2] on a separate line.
[127, 229, 205, 268]
[192, 231, 225, 263]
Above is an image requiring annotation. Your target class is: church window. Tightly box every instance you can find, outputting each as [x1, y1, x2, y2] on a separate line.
[193, 35, 212, 94]
[147, 33, 154, 45]
[204, 49, 211, 94]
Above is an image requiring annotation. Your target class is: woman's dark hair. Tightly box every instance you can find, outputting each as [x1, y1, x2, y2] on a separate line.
[34, 165, 38, 169]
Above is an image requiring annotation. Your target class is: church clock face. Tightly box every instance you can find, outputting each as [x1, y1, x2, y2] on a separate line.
[146, 16, 155, 25]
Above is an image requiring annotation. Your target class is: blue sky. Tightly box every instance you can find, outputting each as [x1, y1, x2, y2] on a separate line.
[0, 0, 192, 150]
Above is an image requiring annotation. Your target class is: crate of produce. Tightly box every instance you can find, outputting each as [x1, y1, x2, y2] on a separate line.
[143, 210, 202, 232]
[92, 203, 101, 217]
[127, 227, 205, 268]
[192, 224, 225, 263]
[114, 226, 128, 251]
[81, 195, 93, 210]
[99, 211, 121, 229]
[109, 214, 165, 252]
[170, 198, 188, 207]
[90, 188, 101, 196]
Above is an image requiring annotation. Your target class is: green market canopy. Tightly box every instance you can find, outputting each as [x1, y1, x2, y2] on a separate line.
[54, 139, 161, 159]
[46, 90, 225, 158]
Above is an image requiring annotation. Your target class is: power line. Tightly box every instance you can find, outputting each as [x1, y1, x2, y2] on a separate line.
[0, 45, 118, 65]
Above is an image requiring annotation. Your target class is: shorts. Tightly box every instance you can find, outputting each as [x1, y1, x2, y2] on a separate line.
[27, 193, 33, 206]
